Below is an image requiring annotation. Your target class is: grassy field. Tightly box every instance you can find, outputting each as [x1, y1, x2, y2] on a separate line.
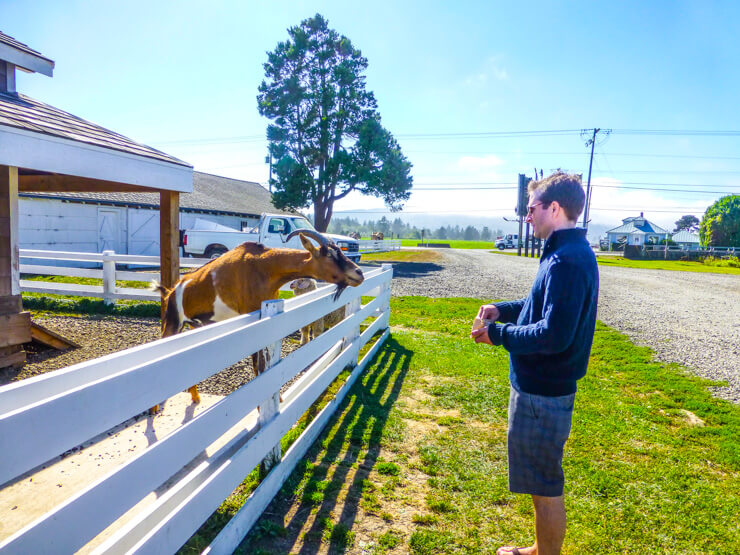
[236, 297, 739, 554]
[595, 256, 740, 275]
[360, 250, 443, 263]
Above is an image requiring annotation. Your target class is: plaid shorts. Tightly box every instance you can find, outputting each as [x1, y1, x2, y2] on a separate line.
[507, 386, 575, 497]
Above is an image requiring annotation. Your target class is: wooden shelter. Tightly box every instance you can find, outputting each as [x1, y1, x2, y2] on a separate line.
[0, 31, 193, 368]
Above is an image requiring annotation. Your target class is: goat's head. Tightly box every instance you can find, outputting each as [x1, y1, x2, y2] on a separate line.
[286, 230, 364, 300]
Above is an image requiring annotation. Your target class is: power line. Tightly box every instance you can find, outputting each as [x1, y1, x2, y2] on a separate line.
[411, 185, 735, 194]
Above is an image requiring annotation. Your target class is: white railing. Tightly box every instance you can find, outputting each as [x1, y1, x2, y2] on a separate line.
[0, 264, 393, 554]
[358, 239, 401, 253]
[19, 249, 212, 304]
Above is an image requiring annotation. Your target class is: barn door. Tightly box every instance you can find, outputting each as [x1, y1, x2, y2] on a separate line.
[98, 207, 125, 254]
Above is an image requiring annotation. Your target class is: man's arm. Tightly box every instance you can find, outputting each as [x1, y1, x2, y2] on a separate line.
[486, 262, 588, 354]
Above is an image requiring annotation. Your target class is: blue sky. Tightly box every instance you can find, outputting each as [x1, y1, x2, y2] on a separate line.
[4, 0, 740, 229]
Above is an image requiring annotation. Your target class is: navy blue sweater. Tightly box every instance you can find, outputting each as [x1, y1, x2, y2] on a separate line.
[487, 228, 599, 396]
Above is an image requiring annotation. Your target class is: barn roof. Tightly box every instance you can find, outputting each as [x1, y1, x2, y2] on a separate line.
[20, 171, 295, 217]
[0, 92, 189, 167]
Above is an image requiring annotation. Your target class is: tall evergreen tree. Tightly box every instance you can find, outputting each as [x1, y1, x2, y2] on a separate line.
[258, 14, 413, 231]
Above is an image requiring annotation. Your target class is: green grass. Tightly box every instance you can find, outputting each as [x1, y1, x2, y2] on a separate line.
[400, 239, 496, 249]
[595, 256, 740, 274]
[241, 296, 739, 554]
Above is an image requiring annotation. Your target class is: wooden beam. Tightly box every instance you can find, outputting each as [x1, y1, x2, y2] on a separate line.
[0, 165, 19, 297]
[0, 294, 22, 315]
[19, 174, 158, 193]
[159, 190, 179, 320]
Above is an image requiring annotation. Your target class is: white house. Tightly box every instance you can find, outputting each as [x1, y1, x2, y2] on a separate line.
[605, 213, 670, 248]
[19, 171, 294, 256]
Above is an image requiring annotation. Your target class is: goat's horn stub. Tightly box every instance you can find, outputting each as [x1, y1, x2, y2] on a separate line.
[285, 229, 331, 247]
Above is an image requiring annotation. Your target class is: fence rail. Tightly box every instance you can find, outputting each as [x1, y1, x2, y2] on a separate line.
[357, 239, 401, 253]
[0, 264, 393, 554]
[19, 249, 212, 304]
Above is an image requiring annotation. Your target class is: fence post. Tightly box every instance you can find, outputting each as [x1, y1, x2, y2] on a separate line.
[343, 292, 362, 369]
[258, 299, 284, 475]
[379, 264, 393, 329]
[102, 250, 116, 305]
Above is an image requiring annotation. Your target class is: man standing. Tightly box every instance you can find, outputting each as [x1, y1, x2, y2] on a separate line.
[471, 172, 599, 555]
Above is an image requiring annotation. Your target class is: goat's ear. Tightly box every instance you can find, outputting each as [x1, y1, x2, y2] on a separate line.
[299, 233, 319, 256]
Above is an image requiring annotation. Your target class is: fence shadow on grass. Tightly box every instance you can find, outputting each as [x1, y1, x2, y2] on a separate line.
[239, 336, 412, 554]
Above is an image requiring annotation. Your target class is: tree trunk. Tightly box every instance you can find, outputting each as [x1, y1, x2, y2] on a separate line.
[313, 198, 330, 232]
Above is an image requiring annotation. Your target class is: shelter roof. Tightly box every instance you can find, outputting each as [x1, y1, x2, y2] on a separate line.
[21, 171, 295, 217]
[671, 230, 700, 243]
[0, 92, 189, 167]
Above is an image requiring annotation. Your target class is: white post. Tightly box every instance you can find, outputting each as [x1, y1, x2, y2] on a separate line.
[344, 294, 362, 369]
[102, 250, 116, 305]
[379, 264, 393, 329]
[258, 299, 284, 475]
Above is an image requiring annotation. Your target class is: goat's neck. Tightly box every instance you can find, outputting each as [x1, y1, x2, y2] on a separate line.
[264, 251, 315, 293]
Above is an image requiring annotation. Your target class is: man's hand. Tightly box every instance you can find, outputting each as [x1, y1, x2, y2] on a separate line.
[471, 326, 492, 344]
[477, 304, 500, 322]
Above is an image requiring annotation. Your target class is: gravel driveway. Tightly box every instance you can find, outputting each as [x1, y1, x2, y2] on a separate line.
[389, 249, 740, 404]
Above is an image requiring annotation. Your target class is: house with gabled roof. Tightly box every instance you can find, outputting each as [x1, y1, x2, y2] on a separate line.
[1, 30, 192, 367]
[605, 213, 670, 248]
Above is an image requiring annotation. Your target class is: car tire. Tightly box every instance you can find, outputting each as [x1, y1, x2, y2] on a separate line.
[497, 244, 505, 250]
[205, 246, 228, 259]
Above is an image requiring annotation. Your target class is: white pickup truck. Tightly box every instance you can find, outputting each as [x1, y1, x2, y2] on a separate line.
[181, 213, 362, 262]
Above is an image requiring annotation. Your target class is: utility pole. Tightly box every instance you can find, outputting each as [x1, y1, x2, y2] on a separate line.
[580, 128, 611, 231]
[582, 129, 598, 229]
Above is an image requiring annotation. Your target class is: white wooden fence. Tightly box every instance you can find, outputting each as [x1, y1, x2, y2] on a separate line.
[357, 239, 401, 253]
[19, 249, 212, 305]
[0, 264, 393, 554]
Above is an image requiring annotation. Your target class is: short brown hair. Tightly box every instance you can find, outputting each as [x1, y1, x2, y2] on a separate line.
[528, 172, 585, 222]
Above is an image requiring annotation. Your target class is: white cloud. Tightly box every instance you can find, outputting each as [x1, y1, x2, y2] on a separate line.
[463, 56, 509, 86]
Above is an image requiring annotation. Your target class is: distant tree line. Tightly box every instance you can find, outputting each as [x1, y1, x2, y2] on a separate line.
[325, 216, 503, 241]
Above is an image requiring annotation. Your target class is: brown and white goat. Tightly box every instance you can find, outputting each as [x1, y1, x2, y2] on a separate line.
[150, 230, 364, 413]
[289, 278, 346, 345]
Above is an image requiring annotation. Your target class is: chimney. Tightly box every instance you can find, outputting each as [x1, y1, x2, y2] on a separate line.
[0, 32, 54, 95]
[0, 61, 15, 94]
[640, 212, 643, 217]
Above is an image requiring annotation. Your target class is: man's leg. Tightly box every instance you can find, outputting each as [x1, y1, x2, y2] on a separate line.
[532, 494, 566, 555]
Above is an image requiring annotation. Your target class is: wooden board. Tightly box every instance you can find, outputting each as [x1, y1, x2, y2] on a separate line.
[0, 345, 25, 368]
[0, 311, 31, 348]
[30, 321, 80, 351]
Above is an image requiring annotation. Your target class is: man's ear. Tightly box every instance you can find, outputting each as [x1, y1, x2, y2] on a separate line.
[299, 233, 319, 256]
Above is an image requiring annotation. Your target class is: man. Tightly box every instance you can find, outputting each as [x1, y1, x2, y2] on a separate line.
[471, 172, 599, 555]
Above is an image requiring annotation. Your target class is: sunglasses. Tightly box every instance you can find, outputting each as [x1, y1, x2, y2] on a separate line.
[527, 202, 544, 215]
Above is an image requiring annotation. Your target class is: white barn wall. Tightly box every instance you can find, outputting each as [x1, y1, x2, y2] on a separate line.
[19, 197, 262, 261]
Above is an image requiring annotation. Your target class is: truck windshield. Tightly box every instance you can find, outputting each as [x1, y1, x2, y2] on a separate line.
[290, 218, 317, 232]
